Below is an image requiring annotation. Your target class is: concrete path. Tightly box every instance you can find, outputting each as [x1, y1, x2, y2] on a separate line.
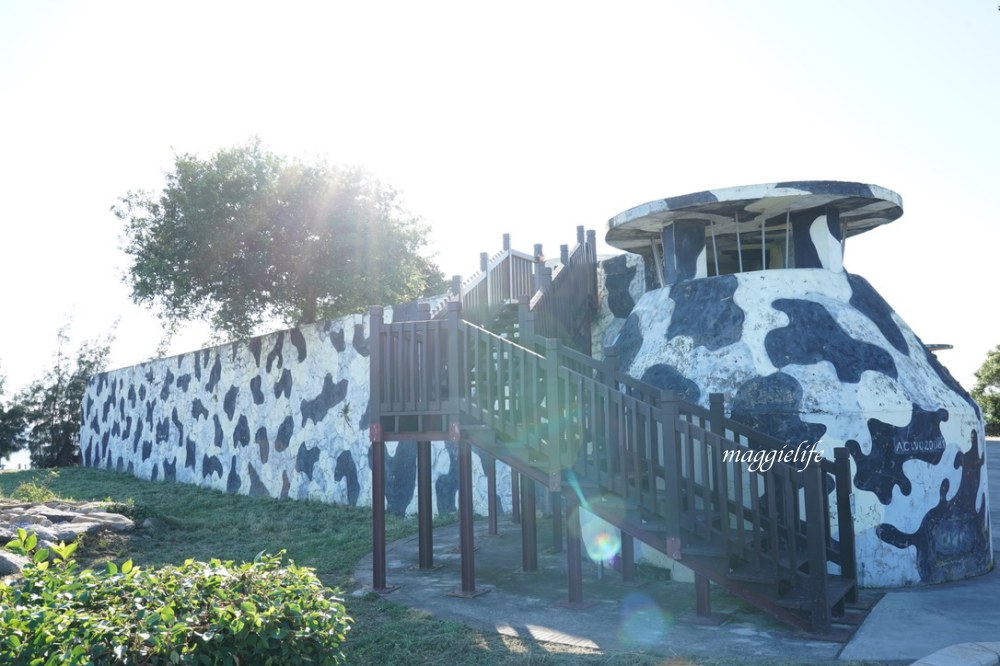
[354, 439, 1000, 664]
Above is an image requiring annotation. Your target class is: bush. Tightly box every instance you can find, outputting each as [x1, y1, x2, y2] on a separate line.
[9, 470, 60, 502]
[1, 529, 351, 665]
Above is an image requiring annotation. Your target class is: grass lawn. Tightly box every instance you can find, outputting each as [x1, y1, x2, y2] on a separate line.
[0, 468, 880, 665]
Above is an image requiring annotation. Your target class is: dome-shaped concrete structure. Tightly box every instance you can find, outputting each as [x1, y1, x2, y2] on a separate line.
[607, 181, 990, 587]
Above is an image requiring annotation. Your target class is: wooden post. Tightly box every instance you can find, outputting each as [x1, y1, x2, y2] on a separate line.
[486, 452, 498, 536]
[369, 306, 384, 436]
[511, 473, 521, 525]
[834, 447, 858, 602]
[577, 225, 585, 245]
[544, 337, 562, 492]
[417, 440, 434, 569]
[520, 477, 538, 572]
[586, 229, 597, 296]
[451, 274, 462, 298]
[560, 244, 569, 265]
[368, 306, 388, 591]
[565, 493, 584, 606]
[661, 390, 682, 558]
[446, 301, 462, 422]
[621, 532, 635, 582]
[503, 233, 511, 251]
[371, 439, 388, 590]
[517, 295, 535, 348]
[804, 460, 831, 632]
[550, 491, 562, 553]
[458, 437, 477, 595]
[533, 243, 545, 293]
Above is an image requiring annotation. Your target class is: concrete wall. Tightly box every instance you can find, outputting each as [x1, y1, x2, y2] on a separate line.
[81, 307, 510, 518]
[607, 267, 990, 587]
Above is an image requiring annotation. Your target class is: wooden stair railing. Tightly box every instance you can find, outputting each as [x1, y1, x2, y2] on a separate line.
[368, 303, 858, 635]
[428, 227, 598, 352]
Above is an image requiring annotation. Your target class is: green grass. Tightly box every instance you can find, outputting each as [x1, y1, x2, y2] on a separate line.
[0, 468, 886, 665]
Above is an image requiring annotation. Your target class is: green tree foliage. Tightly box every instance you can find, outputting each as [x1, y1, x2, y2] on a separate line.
[972, 344, 1000, 436]
[113, 138, 445, 340]
[17, 327, 112, 468]
[0, 370, 28, 464]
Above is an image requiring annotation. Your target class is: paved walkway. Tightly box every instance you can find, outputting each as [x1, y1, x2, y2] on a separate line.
[354, 439, 1000, 664]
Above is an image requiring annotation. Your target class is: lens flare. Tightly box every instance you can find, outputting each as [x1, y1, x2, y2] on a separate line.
[579, 511, 621, 563]
[618, 592, 673, 647]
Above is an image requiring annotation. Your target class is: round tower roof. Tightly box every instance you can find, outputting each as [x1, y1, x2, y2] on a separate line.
[606, 180, 903, 254]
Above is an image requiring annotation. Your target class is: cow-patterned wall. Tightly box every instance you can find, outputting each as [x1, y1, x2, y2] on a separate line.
[591, 253, 651, 360]
[610, 268, 990, 587]
[81, 308, 511, 518]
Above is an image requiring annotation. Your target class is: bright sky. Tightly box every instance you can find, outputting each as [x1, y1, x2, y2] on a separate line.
[1, 0, 998, 398]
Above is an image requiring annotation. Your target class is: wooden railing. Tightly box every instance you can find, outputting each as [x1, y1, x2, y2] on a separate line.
[529, 227, 598, 350]
[430, 227, 598, 352]
[368, 302, 856, 632]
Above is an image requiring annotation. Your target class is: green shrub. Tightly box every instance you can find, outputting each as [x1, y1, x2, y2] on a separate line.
[9, 470, 60, 502]
[1, 529, 351, 665]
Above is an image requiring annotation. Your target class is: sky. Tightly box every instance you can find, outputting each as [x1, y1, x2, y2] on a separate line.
[0, 0, 998, 404]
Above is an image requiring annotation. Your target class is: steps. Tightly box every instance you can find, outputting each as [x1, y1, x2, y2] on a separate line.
[369, 228, 860, 638]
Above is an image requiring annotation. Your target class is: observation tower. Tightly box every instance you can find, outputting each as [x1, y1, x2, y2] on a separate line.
[606, 181, 990, 587]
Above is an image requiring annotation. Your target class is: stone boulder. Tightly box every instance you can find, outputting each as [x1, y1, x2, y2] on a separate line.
[0, 500, 136, 577]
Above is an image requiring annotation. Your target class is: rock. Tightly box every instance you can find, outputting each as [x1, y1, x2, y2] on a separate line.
[9, 514, 51, 527]
[1, 501, 136, 563]
[0, 551, 30, 576]
[77, 501, 114, 512]
[25, 505, 81, 523]
[49, 522, 105, 542]
[71, 512, 134, 532]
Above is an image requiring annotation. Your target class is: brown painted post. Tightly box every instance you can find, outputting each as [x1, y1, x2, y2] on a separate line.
[586, 229, 597, 297]
[486, 451, 498, 536]
[550, 492, 562, 553]
[369, 306, 384, 435]
[694, 394, 716, 618]
[694, 573, 711, 618]
[417, 440, 434, 569]
[518, 295, 535, 346]
[372, 439, 387, 590]
[511, 473, 521, 525]
[368, 306, 388, 590]
[521, 477, 538, 572]
[603, 348, 621, 482]
[458, 437, 477, 594]
[503, 233, 512, 300]
[804, 460, 831, 632]
[834, 447, 858, 602]
[621, 532, 635, 582]
[533, 244, 545, 293]
[660, 389, 682, 557]
[446, 301, 462, 422]
[479, 252, 493, 312]
[544, 337, 562, 492]
[566, 492, 584, 606]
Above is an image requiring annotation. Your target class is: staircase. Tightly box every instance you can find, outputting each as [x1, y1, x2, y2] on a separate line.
[368, 229, 860, 638]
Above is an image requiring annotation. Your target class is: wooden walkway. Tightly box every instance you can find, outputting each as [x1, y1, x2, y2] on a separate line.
[367, 229, 860, 637]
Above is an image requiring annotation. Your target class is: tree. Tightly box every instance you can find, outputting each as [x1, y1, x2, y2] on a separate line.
[17, 327, 113, 468]
[113, 138, 445, 340]
[972, 344, 1000, 436]
[0, 369, 28, 464]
